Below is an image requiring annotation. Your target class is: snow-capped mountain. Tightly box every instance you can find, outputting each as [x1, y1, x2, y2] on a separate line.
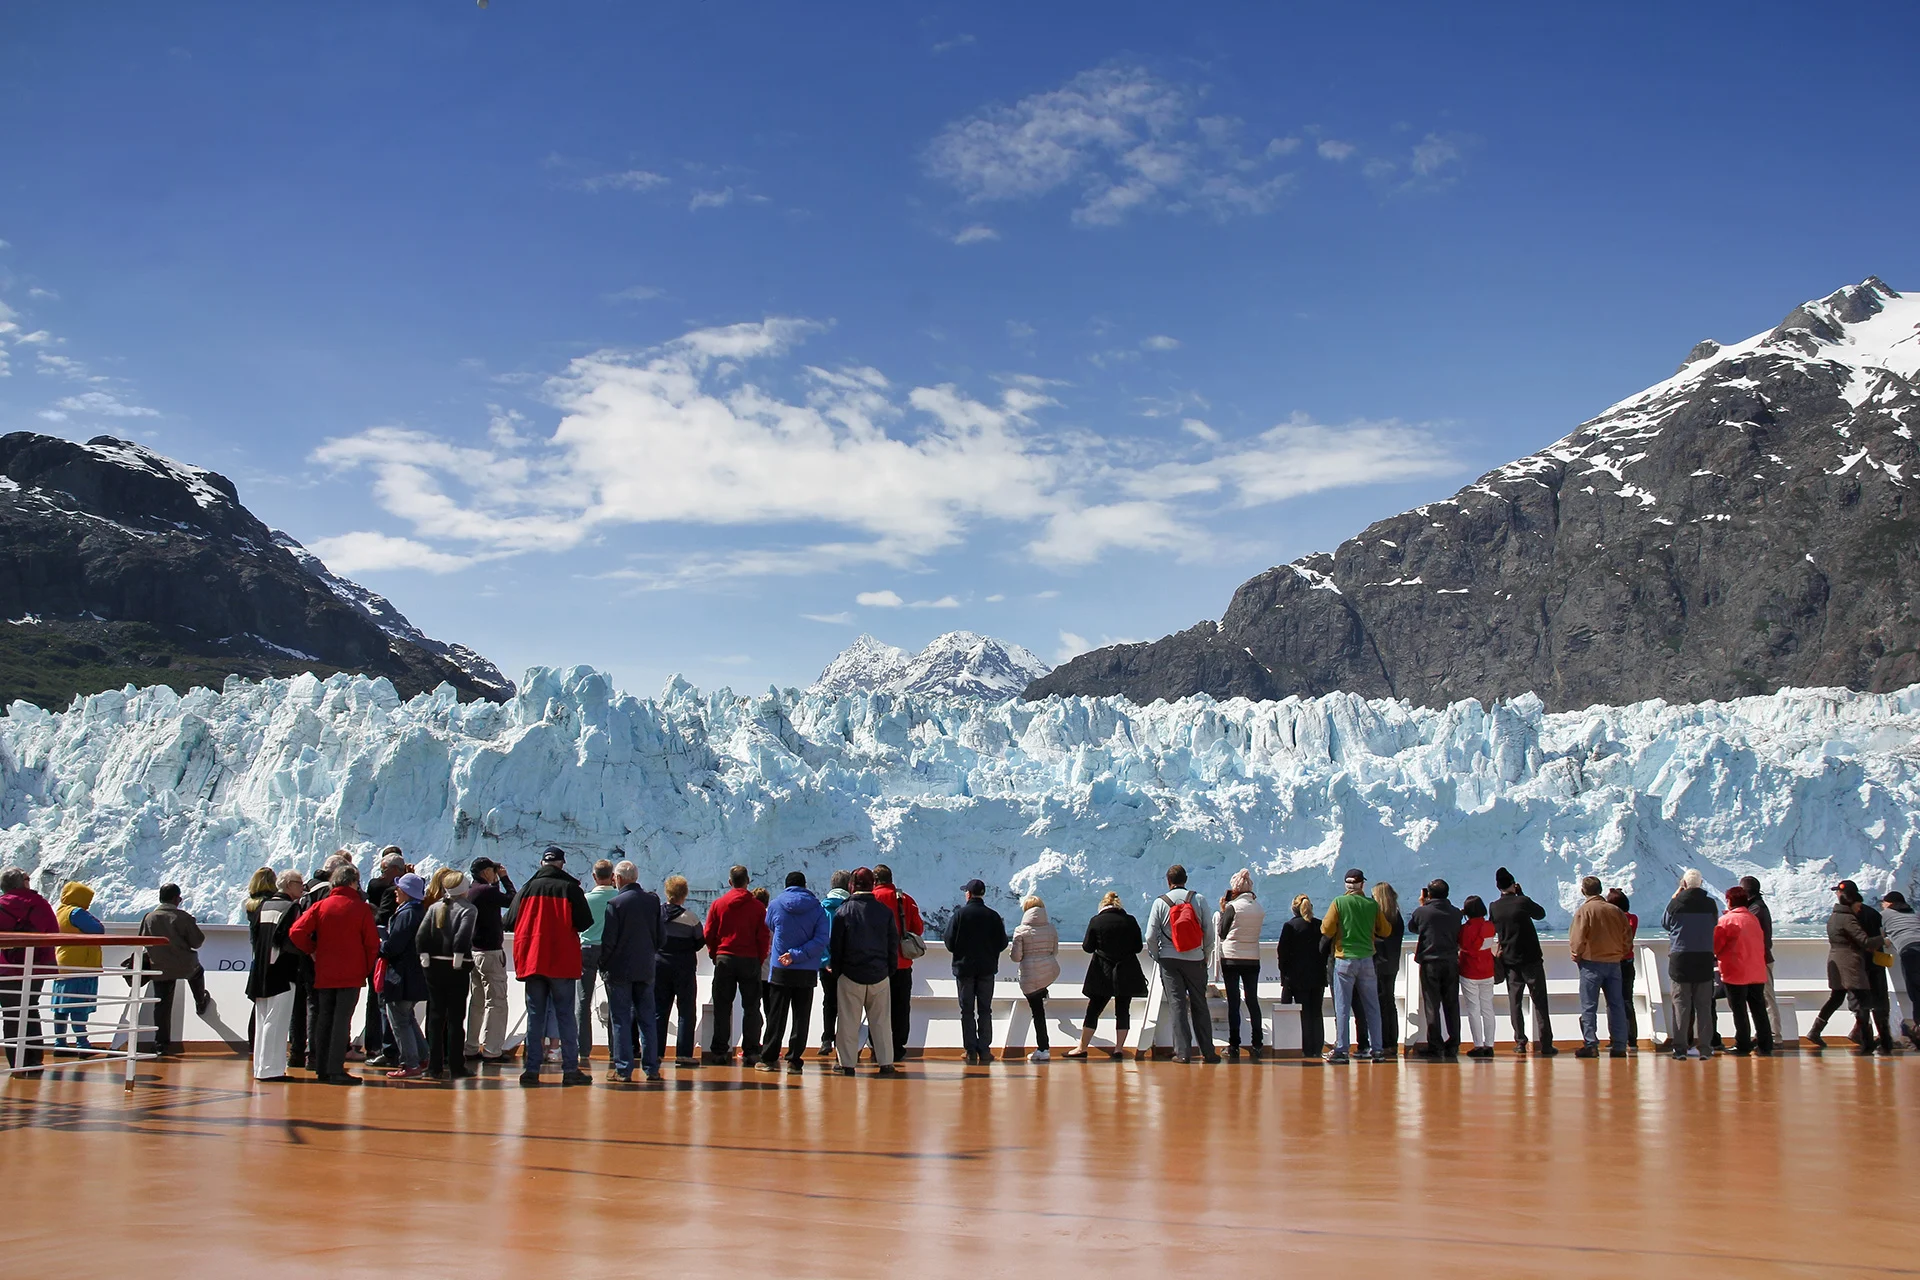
[0, 432, 510, 707]
[811, 630, 1050, 699]
[4, 666, 1914, 927]
[1032, 278, 1920, 711]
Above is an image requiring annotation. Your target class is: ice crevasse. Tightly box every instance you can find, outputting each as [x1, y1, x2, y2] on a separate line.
[1, 666, 1915, 930]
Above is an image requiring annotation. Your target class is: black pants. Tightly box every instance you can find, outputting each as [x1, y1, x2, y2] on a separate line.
[708, 955, 763, 1058]
[1620, 954, 1640, 1044]
[1504, 959, 1553, 1048]
[1082, 993, 1133, 1034]
[1866, 968, 1895, 1049]
[1, 978, 45, 1068]
[1725, 982, 1774, 1053]
[760, 974, 816, 1066]
[288, 973, 313, 1066]
[1222, 961, 1261, 1049]
[1292, 986, 1325, 1057]
[1026, 990, 1050, 1052]
[424, 961, 469, 1075]
[890, 968, 913, 1057]
[577, 944, 600, 1061]
[818, 965, 838, 1047]
[362, 975, 389, 1058]
[1373, 958, 1401, 1056]
[311, 986, 359, 1079]
[1421, 961, 1461, 1055]
[655, 961, 698, 1059]
[145, 976, 178, 1053]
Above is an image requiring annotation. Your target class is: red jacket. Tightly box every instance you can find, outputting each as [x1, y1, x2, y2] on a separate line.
[704, 887, 770, 960]
[1713, 906, 1768, 986]
[287, 885, 380, 990]
[871, 883, 923, 970]
[1458, 918, 1495, 980]
[505, 866, 594, 980]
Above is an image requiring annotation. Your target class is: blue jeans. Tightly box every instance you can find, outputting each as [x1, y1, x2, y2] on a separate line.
[1577, 959, 1627, 1049]
[607, 979, 659, 1076]
[956, 974, 994, 1056]
[51, 976, 98, 1046]
[523, 976, 579, 1074]
[1332, 957, 1382, 1056]
[384, 995, 425, 1069]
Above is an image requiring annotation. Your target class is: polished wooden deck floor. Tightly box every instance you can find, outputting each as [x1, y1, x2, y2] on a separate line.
[3, 1052, 1916, 1277]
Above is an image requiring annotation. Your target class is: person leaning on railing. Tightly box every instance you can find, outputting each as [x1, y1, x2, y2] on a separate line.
[53, 881, 107, 1052]
[1067, 891, 1146, 1061]
[0, 867, 59, 1069]
[1277, 894, 1328, 1060]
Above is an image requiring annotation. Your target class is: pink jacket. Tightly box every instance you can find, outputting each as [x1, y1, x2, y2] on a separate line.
[1712, 907, 1768, 986]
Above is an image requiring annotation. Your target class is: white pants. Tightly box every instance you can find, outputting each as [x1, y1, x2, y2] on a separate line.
[466, 949, 509, 1055]
[1763, 962, 1786, 1040]
[252, 989, 295, 1079]
[1462, 976, 1497, 1048]
[836, 977, 893, 1069]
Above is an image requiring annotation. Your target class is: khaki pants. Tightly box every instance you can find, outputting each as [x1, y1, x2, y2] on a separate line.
[1763, 962, 1787, 1040]
[465, 949, 510, 1056]
[836, 976, 893, 1069]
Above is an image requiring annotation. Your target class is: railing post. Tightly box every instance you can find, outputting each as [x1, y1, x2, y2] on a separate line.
[16, 946, 34, 1074]
[126, 945, 145, 1091]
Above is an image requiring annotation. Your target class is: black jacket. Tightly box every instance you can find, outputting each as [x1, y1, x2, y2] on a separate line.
[1277, 913, 1329, 994]
[1489, 891, 1547, 967]
[367, 876, 400, 930]
[946, 897, 1009, 978]
[656, 902, 705, 978]
[1374, 909, 1406, 975]
[245, 892, 301, 1000]
[599, 884, 665, 983]
[829, 892, 899, 986]
[1409, 898, 1464, 965]
[378, 897, 429, 1002]
[1749, 891, 1776, 963]
[467, 871, 516, 951]
[415, 895, 477, 962]
[1080, 906, 1148, 1001]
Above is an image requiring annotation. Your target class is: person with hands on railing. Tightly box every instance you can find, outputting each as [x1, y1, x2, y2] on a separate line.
[52, 881, 106, 1052]
[0, 866, 59, 1069]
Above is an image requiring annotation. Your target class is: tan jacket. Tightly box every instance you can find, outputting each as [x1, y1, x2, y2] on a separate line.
[1568, 896, 1632, 963]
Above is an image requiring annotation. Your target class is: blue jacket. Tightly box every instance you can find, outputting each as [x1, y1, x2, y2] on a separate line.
[766, 886, 830, 972]
[378, 897, 429, 1002]
[599, 883, 665, 983]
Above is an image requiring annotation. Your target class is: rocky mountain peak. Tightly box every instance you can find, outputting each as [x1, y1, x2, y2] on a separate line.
[812, 629, 1049, 699]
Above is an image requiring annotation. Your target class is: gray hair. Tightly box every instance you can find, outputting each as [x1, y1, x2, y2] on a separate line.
[830, 869, 851, 891]
[379, 848, 406, 872]
[1679, 868, 1703, 892]
[330, 864, 361, 888]
[0, 866, 28, 894]
[613, 860, 639, 886]
[276, 870, 306, 896]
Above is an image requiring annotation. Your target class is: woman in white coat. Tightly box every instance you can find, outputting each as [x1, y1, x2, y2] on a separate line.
[1010, 895, 1061, 1062]
[1217, 869, 1266, 1059]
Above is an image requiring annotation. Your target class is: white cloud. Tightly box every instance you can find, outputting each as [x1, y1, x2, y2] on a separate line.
[607, 285, 664, 303]
[27, 287, 57, 300]
[985, 593, 1006, 603]
[579, 170, 669, 193]
[932, 33, 976, 53]
[1267, 137, 1302, 157]
[307, 531, 476, 575]
[857, 590, 905, 608]
[803, 611, 855, 625]
[315, 318, 1455, 585]
[909, 595, 961, 609]
[1411, 133, 1463, 177]
[1033, 590, 1061, 600]
[49, 391, 158, 418]
[1141, 334, 1180, 351]
[926, 65, 1298, 225]
[690, 187, 735, 210]
[1317, 140, 1356, 161]
[953, 223, 1000, 245]
[14, 330, 53, 344]
[1054, 629, 1143, 664]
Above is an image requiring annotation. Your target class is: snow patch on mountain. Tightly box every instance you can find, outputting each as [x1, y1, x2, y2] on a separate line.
[811, 631, 1049, 699]
[4, 669, 1914, 930]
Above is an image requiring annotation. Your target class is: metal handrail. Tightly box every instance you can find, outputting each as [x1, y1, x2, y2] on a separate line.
[2, 935, 168, 1090]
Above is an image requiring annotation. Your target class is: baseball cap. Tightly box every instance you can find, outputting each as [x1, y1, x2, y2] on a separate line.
[962, 878, 986, 896]
[1833, 879, 1859, 895]
[541, 846, 567, 865]
[469, 857, 496, 875]
[1343, 868, 1366, 884]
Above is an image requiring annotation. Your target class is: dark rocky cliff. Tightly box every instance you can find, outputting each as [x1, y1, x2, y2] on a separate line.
[1028, 279, 1920, 711]
[0, 433, 511, 708]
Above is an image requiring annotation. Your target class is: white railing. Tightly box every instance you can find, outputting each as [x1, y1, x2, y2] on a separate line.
[0, 933, 163, 1089]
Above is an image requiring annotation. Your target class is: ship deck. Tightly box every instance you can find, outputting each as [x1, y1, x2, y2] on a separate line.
[3, 1051, 1914, 1276]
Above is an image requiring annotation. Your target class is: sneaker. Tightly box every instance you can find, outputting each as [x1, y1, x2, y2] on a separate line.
[1671, 1049, 1689, 1060]
[608, 1070, 632, 1083]
[518, 1072, 541, 1087]
[1323, 1051, 1349, 1064]
[1535, 1045, 1559, 1058]
[876, 1065, 902, 1076]
[752, 1061, 777, 1073]
[834, 1065, 857, 1076]
[1686, 1047, 1701, 1059]
[643, 1070, 664, 1083]
[675, 1057, 698, 1070]
[1609, 1047, 1629, 1059]
[1369, 1052, 1387, 1063]
[561, 1071, 594, 1086]
[1029, 1050, 1050, 1063]
[1202, 1054, 1223, 1065]
[1575, 1045, 1598, 1059]
[387, 1065, 427, 1080]
[365, 1055, 396, 1069]
[818, 1042, 835, 1059]
[702, 1050, 732, 1066]
[1225, 1046, 1241, 1061]
[786, 1060, 803, 1075]
[1171, 1054, 1192, 1065]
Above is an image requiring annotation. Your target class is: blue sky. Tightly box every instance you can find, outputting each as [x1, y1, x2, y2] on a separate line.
[3, 1, 1917, 696]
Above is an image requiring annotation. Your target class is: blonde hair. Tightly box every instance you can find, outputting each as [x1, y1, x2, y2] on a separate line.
[246, 867, 277, 900]
[664, 874, 689, 903]
[1679, 868, 1703, 892]
[1292, 893, 1313, 918]
[425, 867, 465, 905]
[1371, 882, 1399, 917]
[1021, 894, 1043, 911]
[1099, 891, 1122, 910]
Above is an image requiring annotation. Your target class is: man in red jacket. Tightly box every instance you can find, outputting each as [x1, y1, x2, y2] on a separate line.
[505, 846, 596, 1087]
[871, 864, 923, 1061]
[287, 863, 380, 1085]
[703, 865, 770, 1064]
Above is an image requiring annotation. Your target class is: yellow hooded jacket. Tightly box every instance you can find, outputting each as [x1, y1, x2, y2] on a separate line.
[55, 883, 104, 969]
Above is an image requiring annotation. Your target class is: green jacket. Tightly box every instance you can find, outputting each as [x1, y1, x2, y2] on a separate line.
[1321, 891, 1389, 960]
[580, 884, 619, 946]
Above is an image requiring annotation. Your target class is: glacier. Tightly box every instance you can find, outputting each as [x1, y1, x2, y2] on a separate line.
[2, 668, 1916, 930]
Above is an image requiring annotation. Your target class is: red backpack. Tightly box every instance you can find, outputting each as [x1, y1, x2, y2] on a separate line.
[1162, 892, 1204, 953]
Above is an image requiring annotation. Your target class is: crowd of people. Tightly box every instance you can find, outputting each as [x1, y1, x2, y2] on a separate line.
[3, 854, 1918, 1077]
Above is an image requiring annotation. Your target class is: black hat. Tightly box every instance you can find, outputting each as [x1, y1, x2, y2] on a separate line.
[963, 878, 986, 896]
[469, 857, 496, 875]
[1495, 867, 1515, 891]
[1833, 878, 1859, 896]
[541, 846, 567, 865]
[1884, 890, 1911, 909]
[1343, 869, 1365, 884]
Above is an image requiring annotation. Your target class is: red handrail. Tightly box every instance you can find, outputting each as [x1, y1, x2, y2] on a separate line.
[0, 934, 168, 946]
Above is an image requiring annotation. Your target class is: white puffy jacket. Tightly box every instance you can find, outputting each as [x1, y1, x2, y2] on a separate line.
[1218, 893, 1265, 962]
[1009, 906, 1060, 994]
